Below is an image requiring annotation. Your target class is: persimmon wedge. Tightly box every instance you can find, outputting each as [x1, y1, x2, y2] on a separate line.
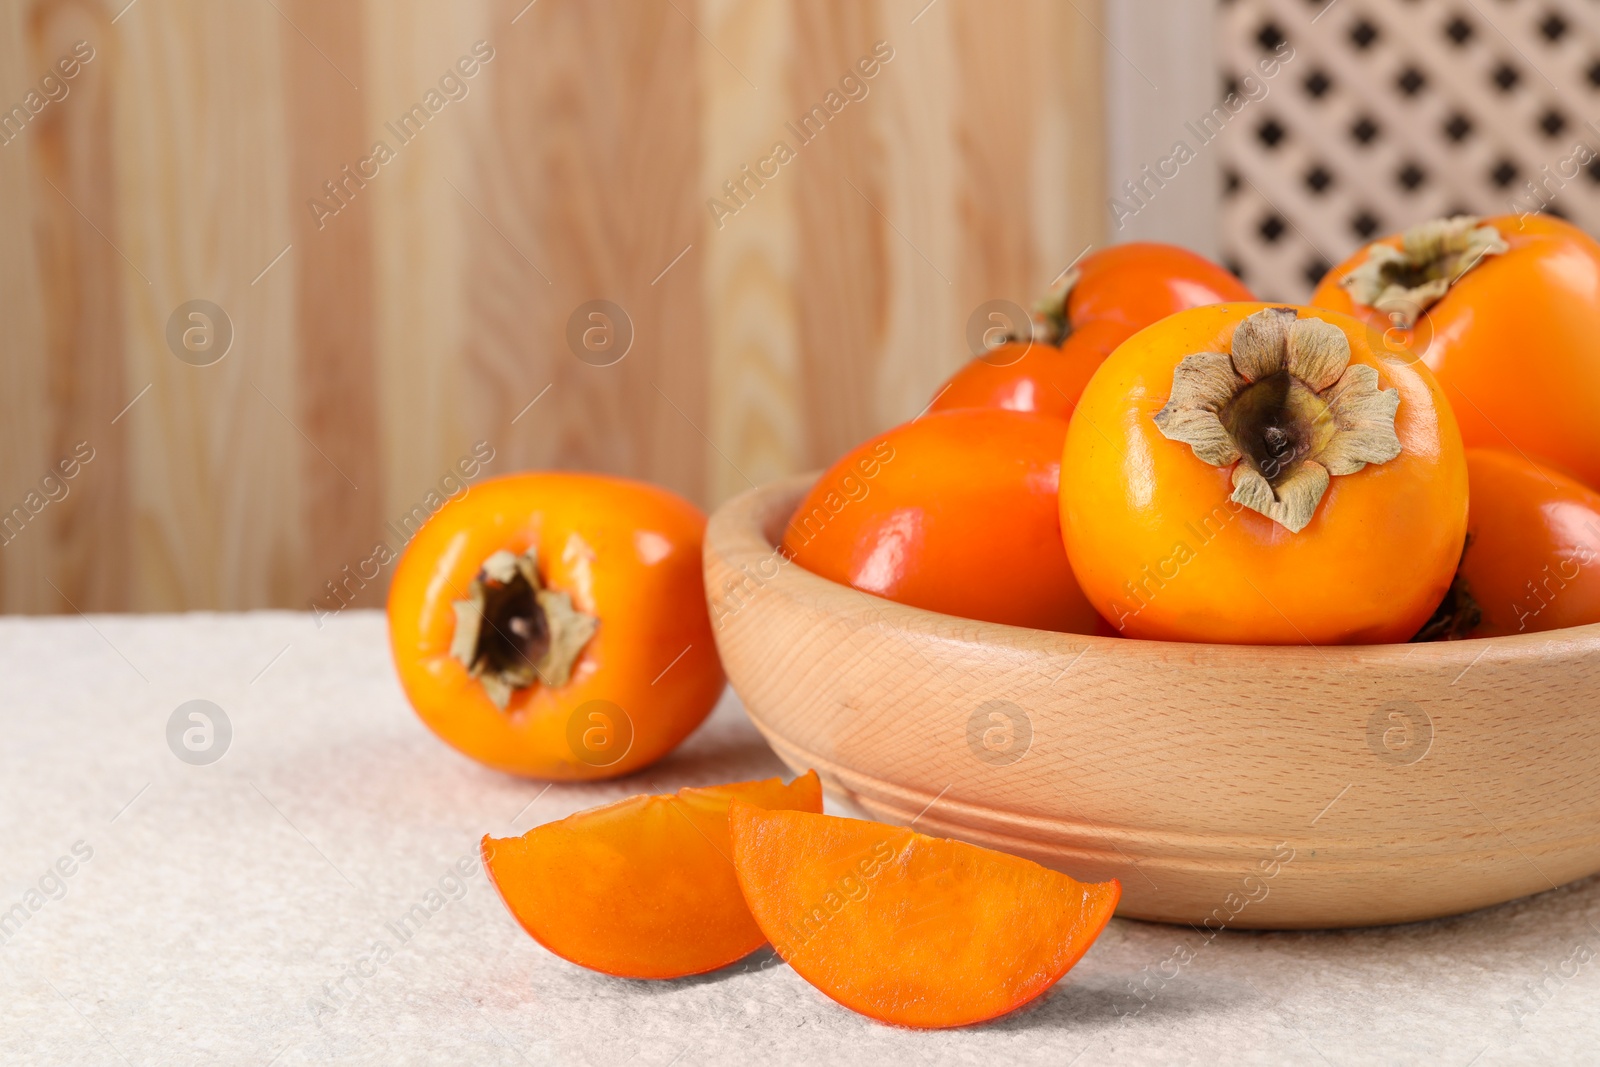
[483, 771, 822, 979]
[728, 803, 1121, 1029]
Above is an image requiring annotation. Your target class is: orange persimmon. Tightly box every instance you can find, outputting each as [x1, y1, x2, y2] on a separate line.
[1313, 214, 1600, 490]
[930, 242, 1253, 421]
[1062, 303, 1468, 644]
[781, 410, 1098, 633]
[387, 472, 724, 779]
[1417, 449, 1600, 639]
[728, 803, 1121, 1029]
[932, 319, 1134, 420]
[483, 772, 822, 979]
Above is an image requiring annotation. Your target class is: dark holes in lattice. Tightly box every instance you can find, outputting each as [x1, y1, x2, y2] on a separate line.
[1223, 257, 1249, 284]
[1224, 168, 1241, 196]
[1441, 204, 1476, 219]
[1220, 0, 1600, 302]
[1223, 75, 1241, 99]
[1303, 258, 1331, 288]
[1546, 203, 1570, 221]
[1397, 66, 1427, 96]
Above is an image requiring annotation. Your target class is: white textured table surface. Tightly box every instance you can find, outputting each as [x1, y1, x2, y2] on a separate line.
[3, 611, 1598, 1066]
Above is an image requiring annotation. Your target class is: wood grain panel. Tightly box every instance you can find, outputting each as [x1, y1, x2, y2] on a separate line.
[467, 0, 708, 506]
[863, 1, 961, 430]
[17, 0, 128, 611]
[364, 0, 488, 543]
[282, 0, 382, 608]
[0, 0, 52, 612]
[0, 0, 1106, 613]
[952, 0, 1043, 318]
[1057, 0, 1106, 258]
[951, 0, 1105, 311]
[701, 0, 802, 504]
[110, 0, 303, 610]
[791, 2, 894, 467]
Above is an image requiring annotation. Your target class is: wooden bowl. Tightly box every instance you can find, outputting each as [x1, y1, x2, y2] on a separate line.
[704, 474, 1600, 929]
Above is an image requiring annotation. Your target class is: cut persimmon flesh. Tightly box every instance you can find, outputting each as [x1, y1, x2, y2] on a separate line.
[482, 771, 821, 979]
[729, 803, 1121, 1028]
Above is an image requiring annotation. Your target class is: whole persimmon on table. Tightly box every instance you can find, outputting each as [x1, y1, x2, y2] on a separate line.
[2, 610, 1596, 1064]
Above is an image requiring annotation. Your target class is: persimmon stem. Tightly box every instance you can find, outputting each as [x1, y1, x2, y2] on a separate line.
[998, 269, 1080, 348]
[1153, 307, 1401, 532]
[1029, 268, 1078, 346]
[451, 548, 598, 708]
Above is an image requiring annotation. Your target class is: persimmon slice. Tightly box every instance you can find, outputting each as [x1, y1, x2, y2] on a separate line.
[728, 804, 1121, 1028]
[482, 771, 821, 979]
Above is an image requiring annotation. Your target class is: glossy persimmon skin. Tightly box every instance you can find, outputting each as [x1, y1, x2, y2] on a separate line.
[1062, 302, 1469, 645]
[931, 320, 1135, 421]
[387, 472, 724, 779]
[1459, 449, 1600, 637]
[1068, 241, 1255, 332]
[728, 803, 1121, 1029]
[782, 410, 1100, 633]
[483, 772, 823, 980]
[1313, 214, 1600, 491]
[931, 242, 1253, 420]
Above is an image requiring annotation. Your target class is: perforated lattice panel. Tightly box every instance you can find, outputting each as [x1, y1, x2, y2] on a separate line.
[1219, 0, 1600, 301]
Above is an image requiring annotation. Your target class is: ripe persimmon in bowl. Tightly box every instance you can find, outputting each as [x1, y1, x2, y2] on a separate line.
[703, 474, 1600, 929]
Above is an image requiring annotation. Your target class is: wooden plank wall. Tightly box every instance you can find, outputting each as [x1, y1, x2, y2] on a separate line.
[0, 0, 1104, 614]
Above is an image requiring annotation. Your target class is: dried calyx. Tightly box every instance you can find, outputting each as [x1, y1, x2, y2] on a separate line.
[1340, 215, 1508, 328]
[1154, 307, 1402, 533]
[998, 269, 1079, 348]
[450, 548, 598, 709]
[1029, 268, 1079, 346]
